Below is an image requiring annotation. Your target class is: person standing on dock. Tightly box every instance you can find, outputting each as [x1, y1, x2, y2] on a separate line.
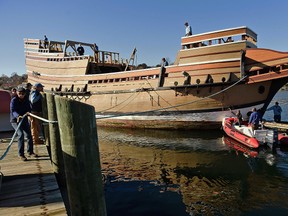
[10, 87, 36, 161]
[248, 108, 261, 131]
[266, 102, 282, 123]
[11, 87, 17, 98]
[30, 83, 44, 144]
[25, 82, 32, 100]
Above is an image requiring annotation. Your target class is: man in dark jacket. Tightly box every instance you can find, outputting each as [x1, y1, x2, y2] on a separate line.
[10, 87, 36, 161]
[25, 82, 32, 100]
[30, 83, 44, 144]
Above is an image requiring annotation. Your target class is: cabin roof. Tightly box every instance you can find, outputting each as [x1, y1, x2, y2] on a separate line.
[181, 26, 257, 46]
[182, 26, 257, 40]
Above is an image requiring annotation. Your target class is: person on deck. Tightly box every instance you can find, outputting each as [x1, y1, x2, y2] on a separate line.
[248, 108, 261, 131]
[158, 58, 168, 87]
[77, 44, 85, 56]
[182, 71, 191, 85]
[44, 35, 48, 49]
[10, 87, 37, 161]
[184, 22, 192, 36]
[161, 57, 168, 67]
[266, 102, 282, 123]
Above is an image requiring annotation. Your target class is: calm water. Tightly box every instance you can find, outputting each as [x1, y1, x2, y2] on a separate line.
[98, 90, 288, 216]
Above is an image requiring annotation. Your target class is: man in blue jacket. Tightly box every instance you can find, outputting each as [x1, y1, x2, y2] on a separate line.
[248, 107, 261, 131]
[266, 102, 282, 123]
[10, 87, 37, 161]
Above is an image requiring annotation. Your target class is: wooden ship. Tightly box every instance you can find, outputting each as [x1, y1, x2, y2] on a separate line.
[24, 26, 288, 129]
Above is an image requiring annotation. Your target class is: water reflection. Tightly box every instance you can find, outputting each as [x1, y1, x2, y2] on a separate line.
[98, 127, 288, 215]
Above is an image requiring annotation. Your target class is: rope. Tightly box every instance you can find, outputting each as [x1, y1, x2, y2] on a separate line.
[145, 79, 180, 111]
[97, 75, 248, 120]
[144, 78, 183, 120]
[98, 89, 142, 113]
[0, 113, 28, 160]
[28, 112, 58, 124]
[0, 113, 57, 161]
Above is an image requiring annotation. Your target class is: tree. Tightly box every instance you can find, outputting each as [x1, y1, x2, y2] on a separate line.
[0, 73, 28, 90]
[137, 63, 148, 69]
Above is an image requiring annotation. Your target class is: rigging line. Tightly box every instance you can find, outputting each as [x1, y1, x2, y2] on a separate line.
[143, 79, 183, 120]
[96, 75, 248, 120]
[97, 83, 146, 113]
[144, 79, 180, 111]
[111, 91, 142, 113]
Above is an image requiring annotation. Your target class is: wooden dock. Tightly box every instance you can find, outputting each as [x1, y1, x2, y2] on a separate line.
[263, 121, 288, 132]
[0, 140, 67, 215]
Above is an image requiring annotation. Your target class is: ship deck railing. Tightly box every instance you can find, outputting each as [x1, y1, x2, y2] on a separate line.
[181, 26, 257, 49]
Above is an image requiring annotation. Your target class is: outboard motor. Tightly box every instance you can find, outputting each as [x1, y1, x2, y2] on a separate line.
[266, 128, 278, 151]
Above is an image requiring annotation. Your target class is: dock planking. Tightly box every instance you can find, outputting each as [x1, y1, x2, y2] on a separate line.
[0, 139, 66, 215]
[263, 121, 288, 132]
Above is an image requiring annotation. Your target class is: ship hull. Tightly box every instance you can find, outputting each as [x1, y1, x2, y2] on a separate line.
[28, 71, 279, 129]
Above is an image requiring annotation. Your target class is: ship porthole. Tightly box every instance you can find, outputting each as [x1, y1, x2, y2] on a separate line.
[258, 85, 265, 94]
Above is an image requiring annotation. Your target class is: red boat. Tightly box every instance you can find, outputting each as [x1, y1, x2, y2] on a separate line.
[222, 135, 259, 158]
[0, 89, 13, 132]
[278, 133, 288, 146]
[222, 117, 288, 148]
[222, 117, 265, 148]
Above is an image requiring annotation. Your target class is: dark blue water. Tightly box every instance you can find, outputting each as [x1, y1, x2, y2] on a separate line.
[98, 90, 288, 216]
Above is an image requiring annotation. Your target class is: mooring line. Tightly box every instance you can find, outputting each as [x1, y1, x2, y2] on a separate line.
[0, 113, 57, 161]
[28, 113, 58, 124]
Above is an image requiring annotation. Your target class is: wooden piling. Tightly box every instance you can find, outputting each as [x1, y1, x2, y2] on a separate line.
[46, 93, 70, 213]
[41, 93, 50, 148]
[46, 93, 65, 177]
[54, 95, 106, 216]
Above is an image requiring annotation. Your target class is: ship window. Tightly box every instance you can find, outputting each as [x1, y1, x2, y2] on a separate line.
[98, 80, 103, 83]
[104, 80, 108, 83]
[115, 78, 120, 82]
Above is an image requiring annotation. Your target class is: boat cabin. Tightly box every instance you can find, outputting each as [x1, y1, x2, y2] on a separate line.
[24, 38, 136, 74]
[181, 26, 257, 49]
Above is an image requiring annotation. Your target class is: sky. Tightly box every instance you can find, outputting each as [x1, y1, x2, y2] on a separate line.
[1, 0, 288, 76]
